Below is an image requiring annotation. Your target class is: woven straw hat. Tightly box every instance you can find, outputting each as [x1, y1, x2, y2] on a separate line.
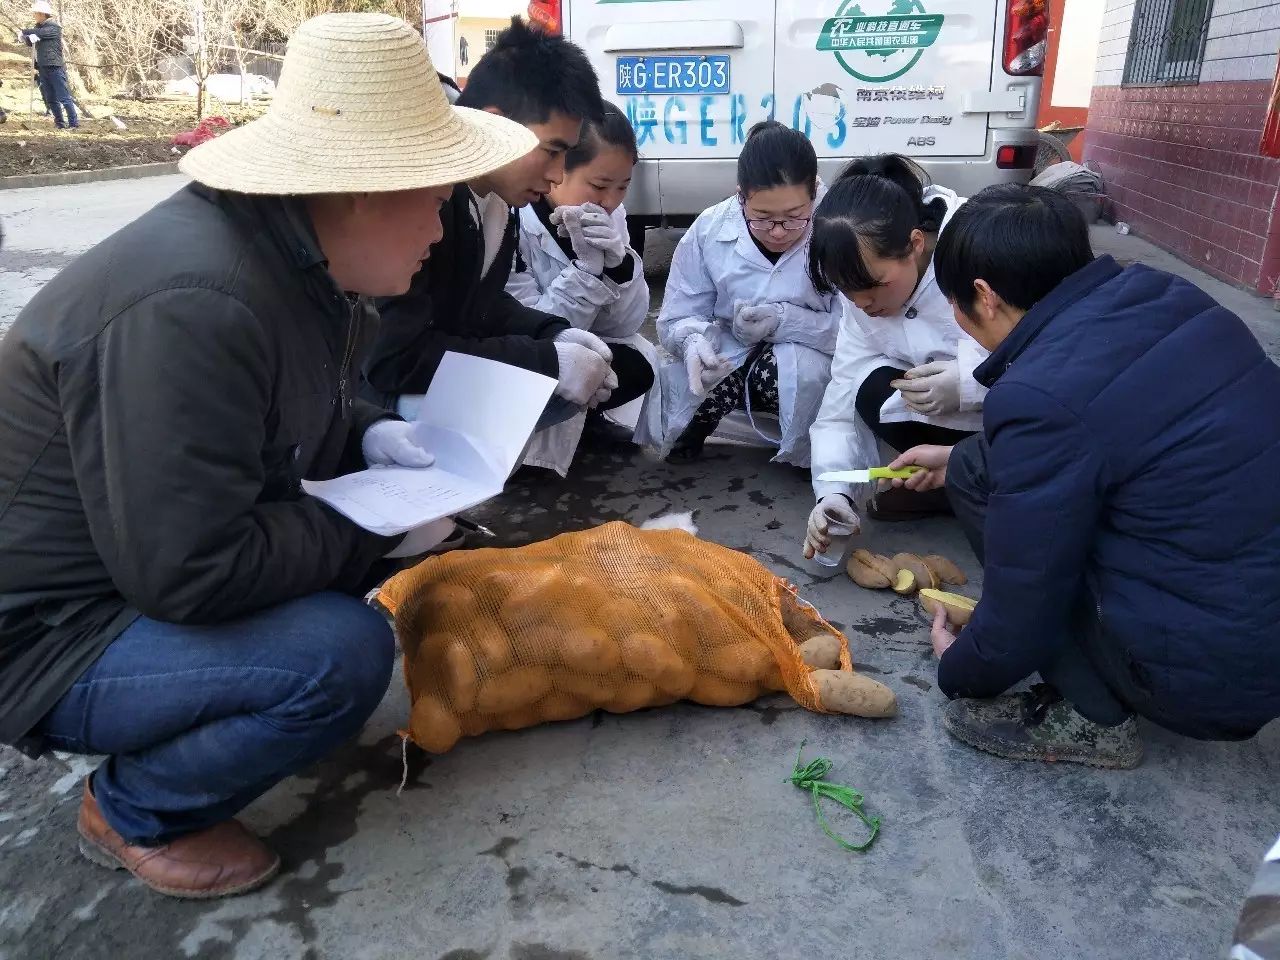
[180, 13, 536, 195]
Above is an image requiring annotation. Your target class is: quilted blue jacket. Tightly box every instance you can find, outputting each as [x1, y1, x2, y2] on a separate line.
[939, 256, 1280, 738]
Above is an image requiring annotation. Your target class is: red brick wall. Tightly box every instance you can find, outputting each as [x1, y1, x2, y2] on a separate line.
[1085, 81, 1280, 295]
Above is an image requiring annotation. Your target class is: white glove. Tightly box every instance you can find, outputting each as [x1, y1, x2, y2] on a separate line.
[732, 301, 782, 346]
[804, 495, 861, 559]
[362, 419, 435, 468]
[550, 205, 605, 276]
[554, 326, 613, 363]
[683, 333, 732, 397]
[553, 341, 612, 406]
[591, 366, 619, 409]
[576, 203, 627, 268]
[385, 517, 457, 559]
[897, 359, 962, 417]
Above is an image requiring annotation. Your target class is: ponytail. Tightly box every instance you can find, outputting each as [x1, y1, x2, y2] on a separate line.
[808, 153, 947, 294]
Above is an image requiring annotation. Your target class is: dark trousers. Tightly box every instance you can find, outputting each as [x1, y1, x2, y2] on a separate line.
[945, 434, 1133, 726]
[37, 592, 394, 845]
[38, 66, 77, 128]
[855, 365, 974, 452]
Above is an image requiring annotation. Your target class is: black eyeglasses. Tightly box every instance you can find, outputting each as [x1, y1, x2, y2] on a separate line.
[740, 201, 812, 234]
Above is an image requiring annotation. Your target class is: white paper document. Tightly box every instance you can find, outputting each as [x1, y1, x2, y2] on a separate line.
[302, 352, 557, 536]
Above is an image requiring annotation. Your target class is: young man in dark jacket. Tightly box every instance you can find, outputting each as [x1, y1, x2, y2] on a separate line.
[19, 0, 77, 129]
[887, 185, 1280, 768]
[0, 14, 534, 898]
[364, 18, 626, 424]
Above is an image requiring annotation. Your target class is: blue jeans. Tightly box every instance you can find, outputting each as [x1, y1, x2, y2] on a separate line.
[38, 592, 394, 845]
[39, 66, 77, 128]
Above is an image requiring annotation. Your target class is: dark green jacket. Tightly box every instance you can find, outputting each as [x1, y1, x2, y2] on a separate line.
[0, 183, 398, 745]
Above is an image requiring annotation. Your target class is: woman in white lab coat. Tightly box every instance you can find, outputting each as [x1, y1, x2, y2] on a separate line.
[804, 155, 987, 561]
[650, 121, 840, 465]
[506, 101, 659, 475]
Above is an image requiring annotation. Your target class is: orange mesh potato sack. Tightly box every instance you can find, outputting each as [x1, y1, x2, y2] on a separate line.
[378, 521, 897, 753]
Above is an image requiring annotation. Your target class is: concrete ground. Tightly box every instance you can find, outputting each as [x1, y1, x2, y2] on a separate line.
[1, 178, 1278, 960]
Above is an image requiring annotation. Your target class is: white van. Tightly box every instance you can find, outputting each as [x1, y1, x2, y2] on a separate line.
[528, 0, 1047, 225]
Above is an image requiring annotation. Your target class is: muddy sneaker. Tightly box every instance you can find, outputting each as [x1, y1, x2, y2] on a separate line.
[943, 684, 1143, 769]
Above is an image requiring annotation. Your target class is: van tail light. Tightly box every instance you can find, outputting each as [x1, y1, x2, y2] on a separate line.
[997, 144, 1036, 169]
[1004, 0, 1048, 75]
[528, 0, 562, 35]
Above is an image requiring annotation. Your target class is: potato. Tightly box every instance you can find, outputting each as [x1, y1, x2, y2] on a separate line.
[654, 607, 700, 662]
[421, 582, 478, 624]
[539, 692, 591, 724]
[618, 631, 696, 697]
[470, 626, 514, 672]
[892, 569, 917, 595]
[410, 695, 462, 754]
[503, 567, 564, 609]
[688, 675, 762, 707]
[922, 554, 968, 586]
[846, 549, 893, 589]
[892, 553, 938, 591]
[476, 570, 520, 605]
[441, 640, 479, 712]
[918, 589, 978, 627]
[559, 627, 622, 674]
[558, 672, 617, 706]
[798, 634, 842, 670]
[706, 642, 776, 683]
[813, 669, 898, 718]
[780, 596, 828, 642]
[476, 665, 553, 715]
[603, 680, 663, 714]
[761, 662, 786, 692]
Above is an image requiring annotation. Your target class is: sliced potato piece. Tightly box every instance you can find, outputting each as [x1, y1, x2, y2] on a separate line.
[918, 589, 978, 626]
[846, 549, 893, 589]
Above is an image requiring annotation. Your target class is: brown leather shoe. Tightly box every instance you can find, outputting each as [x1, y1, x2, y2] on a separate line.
[77, 780, 280, 899]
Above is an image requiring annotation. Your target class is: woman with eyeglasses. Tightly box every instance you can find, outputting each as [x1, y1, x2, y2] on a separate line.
[651, 121, 840, 463]
[803, 155, 984, 564]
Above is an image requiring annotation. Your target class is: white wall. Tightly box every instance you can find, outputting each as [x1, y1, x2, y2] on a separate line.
[1093, 0, 1279, 87]
[1053, 0, 1106, 106]
[1202, 0, 1280, 83]
[1094, 0, 1137, 86]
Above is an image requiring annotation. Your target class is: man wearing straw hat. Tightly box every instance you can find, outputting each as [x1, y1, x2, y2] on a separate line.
[0, 14, 534, 898]
[19, 0, 78, 130]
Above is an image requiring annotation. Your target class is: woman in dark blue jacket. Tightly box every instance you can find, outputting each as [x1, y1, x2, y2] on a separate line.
[888, 185, 1280, 768]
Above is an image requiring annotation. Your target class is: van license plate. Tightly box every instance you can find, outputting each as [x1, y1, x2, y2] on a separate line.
[616, 56, 730, 96]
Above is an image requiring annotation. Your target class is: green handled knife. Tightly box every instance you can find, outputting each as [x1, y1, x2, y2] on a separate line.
[816, 466, 923, 483]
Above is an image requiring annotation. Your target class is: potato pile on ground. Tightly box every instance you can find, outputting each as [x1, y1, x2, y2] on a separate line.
[378, 522, 898, 754]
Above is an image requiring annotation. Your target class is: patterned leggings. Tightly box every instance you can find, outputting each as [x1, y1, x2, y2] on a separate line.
[687, 345, 780, 433]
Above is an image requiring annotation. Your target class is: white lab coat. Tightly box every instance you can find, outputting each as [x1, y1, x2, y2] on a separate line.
[809, 185, 988, 502]
[648, 193, 840, 466]
[506, 203, 660, 475]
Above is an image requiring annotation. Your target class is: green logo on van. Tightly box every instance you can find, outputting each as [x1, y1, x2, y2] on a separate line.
[817, 0, 943, 83]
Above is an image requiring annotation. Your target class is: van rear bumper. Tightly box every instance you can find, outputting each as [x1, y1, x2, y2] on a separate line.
[625, 127, 1043, 222]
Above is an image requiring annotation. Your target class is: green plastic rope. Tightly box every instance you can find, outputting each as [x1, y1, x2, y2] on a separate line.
[786, 740, 881, 852]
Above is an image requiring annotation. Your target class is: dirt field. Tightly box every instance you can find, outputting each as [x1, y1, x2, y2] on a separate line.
[0, 42, 264, 179]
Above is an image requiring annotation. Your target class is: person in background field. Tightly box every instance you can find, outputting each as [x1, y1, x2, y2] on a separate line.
[0, 14, 534, 898]
[363, 18, 621, 439]
[19, 0, 78, 130]
[654, 121, 840, 464]
[889, 185, 1280, 768]
[803, 155, 985, 562]
[506, 100, 658, 475]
